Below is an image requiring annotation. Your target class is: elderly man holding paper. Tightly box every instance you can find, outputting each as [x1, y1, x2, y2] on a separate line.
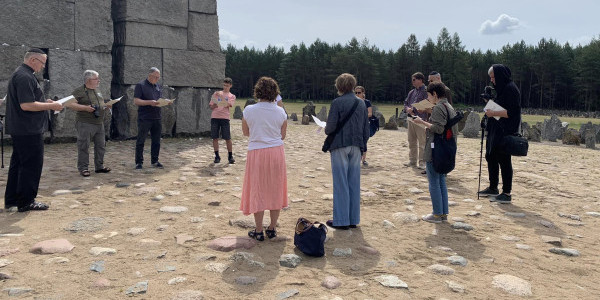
[403, 72, 429, 170]
[4, 48, 63, 212]
[68, 70, 113, 177]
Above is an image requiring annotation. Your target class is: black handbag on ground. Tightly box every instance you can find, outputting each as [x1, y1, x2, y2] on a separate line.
[294, 217, 327, 257]
[502, 133, 528, 156]
[432, 103, 462, 174]
[322, 98, 360, 152]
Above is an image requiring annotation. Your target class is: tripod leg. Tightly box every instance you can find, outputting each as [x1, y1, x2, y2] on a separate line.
[477, 128, 485, 200]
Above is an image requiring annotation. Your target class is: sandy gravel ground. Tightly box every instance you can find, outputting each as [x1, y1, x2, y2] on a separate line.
[0, 119, 599, 299]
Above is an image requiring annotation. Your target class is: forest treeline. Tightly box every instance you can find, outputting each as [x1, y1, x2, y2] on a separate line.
[223, 28, 600, 111]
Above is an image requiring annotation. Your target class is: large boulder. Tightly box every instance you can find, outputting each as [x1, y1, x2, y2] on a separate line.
[579, 122, 600, 144]
[461, 112, 481, 138]
[302, 102, 316, 120]
[316, 106, 327, 122]
[290, 113, 298, 121]
[562, 129, 581, 145]
[524, 122, 542, 142]
[584, 129, 596, 149]
[397, 112, 408, 128]
[542, 115, 564, 142]
[233, 106, 243, 120]
[384, 116, 398, 130]
[374, 111, 386, 130]
[457, 110, 471, 132]
[301, 115, 310, 125]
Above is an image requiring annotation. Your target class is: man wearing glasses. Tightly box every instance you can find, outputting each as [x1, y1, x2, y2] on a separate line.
[428, 71, 452, 104]
[68, 70, 113, 177]
[403, 72, 429, 170]
[4, 48, 63, 212]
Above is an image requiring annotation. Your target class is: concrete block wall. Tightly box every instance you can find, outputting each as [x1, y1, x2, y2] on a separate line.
[0, 0, 224, 140]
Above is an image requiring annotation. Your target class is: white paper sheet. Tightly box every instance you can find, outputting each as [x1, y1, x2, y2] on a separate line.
[105, 96, 122, 106]
[157, 98, 175, 107]
[483, 99, 505, 120]
[311, 115, 326, 128]
[54, 95, 75, 114]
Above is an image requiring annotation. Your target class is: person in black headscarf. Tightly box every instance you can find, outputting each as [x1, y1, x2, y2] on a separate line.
[478, 64, 521, 204]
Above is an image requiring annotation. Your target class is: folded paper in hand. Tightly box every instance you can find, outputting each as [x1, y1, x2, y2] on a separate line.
[104, 96, 122, 106]
[311, 115, 326, 129]
[54, 95, 76, 114]
[211, 96, 230, 107]
[483, 100, 504, 120]
[412, 99, 434, 111]
[157, 98, 175, 107]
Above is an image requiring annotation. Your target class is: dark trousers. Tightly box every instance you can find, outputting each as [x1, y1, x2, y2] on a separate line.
[485, 148, 513, 194]
[135, 119, 161, 165]
[4, 134, 44, 208]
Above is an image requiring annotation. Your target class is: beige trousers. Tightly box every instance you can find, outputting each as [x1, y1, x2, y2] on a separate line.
[407, 119, 426, 166]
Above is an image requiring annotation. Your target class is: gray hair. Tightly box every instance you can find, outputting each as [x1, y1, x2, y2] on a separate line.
[149, 67, 160, 74]
[488, 66, 494, 75]
[83, 70, 99, 83]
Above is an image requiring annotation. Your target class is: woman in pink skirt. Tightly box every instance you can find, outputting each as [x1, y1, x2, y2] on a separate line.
[240, 77, 288, 241]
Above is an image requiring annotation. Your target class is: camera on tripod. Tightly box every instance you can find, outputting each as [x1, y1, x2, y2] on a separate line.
[91, 105, 100, 118]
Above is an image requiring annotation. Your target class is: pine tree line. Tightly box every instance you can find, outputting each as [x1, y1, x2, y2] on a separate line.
[223, 28, 600, 111]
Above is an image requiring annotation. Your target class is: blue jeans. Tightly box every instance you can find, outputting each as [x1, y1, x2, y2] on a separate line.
[426, 161, 448, 215]
[330, 146, 361, 226]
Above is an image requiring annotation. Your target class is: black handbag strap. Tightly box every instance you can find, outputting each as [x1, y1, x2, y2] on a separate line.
[328, 98, 360, 137]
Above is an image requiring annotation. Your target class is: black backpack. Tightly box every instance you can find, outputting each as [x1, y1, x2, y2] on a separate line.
[432, 104, 463, 174]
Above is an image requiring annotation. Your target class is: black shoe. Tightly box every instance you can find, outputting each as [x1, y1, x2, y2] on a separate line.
[18, 201, 49, 212]
[214, 157, 221, 164]
[490, 193, 512, 204]
[326, 220, 349, 230]
[478, 187, 499, 197]
[228, 156, 235, 164]
[349, 225, 358, 228]
[248, 229, 265, 241]
[151, 162, 164, 169]
[135, 163, 143, 170]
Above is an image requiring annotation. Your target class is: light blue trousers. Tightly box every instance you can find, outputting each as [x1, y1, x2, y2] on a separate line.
[330, 146, 361, 226]
[426, 161, 449, 215]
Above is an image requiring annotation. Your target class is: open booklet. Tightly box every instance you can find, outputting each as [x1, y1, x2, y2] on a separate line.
[483, 99, 504, 120]
[210, 96, 230, 107]
[412, 99, 434, 111]
[157, 98, 175, 107]
[104, 96, 123, 106]
[53, 95, 76, 114]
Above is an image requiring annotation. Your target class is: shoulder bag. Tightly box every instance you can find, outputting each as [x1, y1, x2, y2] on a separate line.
[294, 217, 328, 257]
[432, 103, 462, 174]
[322, 98, 360, 152]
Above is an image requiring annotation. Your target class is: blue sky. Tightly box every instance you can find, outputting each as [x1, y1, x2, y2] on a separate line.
[217, 0, 598, 52]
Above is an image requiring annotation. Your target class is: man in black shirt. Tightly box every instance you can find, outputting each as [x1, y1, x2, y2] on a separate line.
[134, 67, 171, 169]
[4, 48, 63, 212]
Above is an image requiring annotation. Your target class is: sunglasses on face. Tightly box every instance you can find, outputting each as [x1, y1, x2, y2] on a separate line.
[355, 91, 363, 95]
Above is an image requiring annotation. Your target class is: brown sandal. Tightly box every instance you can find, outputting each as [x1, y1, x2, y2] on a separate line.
[95, 167, 111, 173]
[80, 170, 90, 177]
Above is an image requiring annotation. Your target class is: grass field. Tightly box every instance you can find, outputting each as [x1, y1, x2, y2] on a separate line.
[232, 99, 600, 130]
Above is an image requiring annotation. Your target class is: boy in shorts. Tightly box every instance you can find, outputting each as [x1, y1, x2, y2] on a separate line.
[210, 78, 236, 163]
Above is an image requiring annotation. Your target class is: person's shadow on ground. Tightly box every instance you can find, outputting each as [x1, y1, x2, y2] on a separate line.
[321, 226, 381, 277]
[425, 223, 487, 262]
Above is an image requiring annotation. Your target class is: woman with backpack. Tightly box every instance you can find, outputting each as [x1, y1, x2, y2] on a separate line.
[413, 82, 458, 223]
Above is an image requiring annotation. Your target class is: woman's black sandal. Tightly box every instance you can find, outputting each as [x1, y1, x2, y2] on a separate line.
[248, 230, 264, 241]
[265, 227, 277, 239]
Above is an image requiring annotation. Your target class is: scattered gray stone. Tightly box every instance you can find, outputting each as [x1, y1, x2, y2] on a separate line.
[0, 272, 12, 280]
[229, 252, 265, 268]
[30, 239, 75, 254]
[505, 212, 526, 218]
[172, 290, 204, 300]
[538, 220, 555, 228]
[168, 277, 187, 285]
[152, 195, 165, 201]
[452, 222, 473, 231]
[558, 212, 581, 221]
[279, 254, 302, 268]
[408, 187, 423, 194]
[52, 190, 72, 196]
[322, 276, 341, 289]
[374, 275, 408, 289]
[208, 201, 220, 206]
[90, 261, 105, 273]
[277, 289, 299, 300]
[428, 264, 455, 275]
[190, 217, 205, 223]
[204, 263, 229, 273]
[160, 206, 188, 213]
[446, 280, 465, 293]
[65, 217, 106, 232]
[165, 190, 181, 196]
[116, 182, 131, 188]
[156, 263, 177, 272]
[451, 217, 466, 222]
[466, 211, 480, 217]
[44, 257, 69, 264]
[157, 225, 169, 231]
[392, 212, 419, 223]
[516, 244, 532, 250]
[3, 287, 34, 296]
[235, 276, 257, 285]
[541, 235, 562, 246]
[382, 220, 396, 228]
[89, 247, 116, 256]
[127, 227, 146, 236]
[448, 201, 458, 207]
[586, 212, 600, 218]
[502, 236, 521, 242]
[333, 248, 352, 257]
[492, 274, 532, 296]
[549, 248, 580, 257]
[125, 281, 148, 295]
[447, 255, 468, 266]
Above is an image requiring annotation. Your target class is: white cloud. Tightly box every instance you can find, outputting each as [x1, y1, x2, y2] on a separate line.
[479, 14, 521, 35]
[219, 29, 239, 42]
